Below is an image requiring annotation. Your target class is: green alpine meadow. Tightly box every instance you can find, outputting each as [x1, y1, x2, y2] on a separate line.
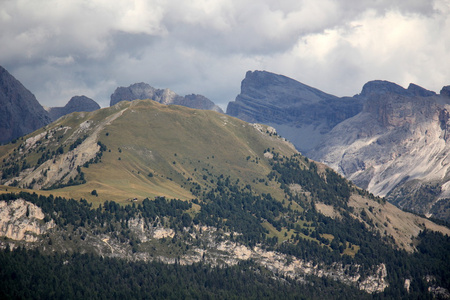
[1, 99, 450, 299]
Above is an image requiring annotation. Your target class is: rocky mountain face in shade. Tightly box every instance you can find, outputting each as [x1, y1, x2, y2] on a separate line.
[309, 82, 450, 221]
[226, 71, 363, 153]
[0, 66, 51, 144]
[227, 70, 450, 221]
[47, 95, 101, 121]
[110, 82, 223, 113]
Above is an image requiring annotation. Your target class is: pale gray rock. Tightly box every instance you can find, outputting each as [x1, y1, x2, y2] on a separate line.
[47, 95, 100, 121]
[110, 82, 223, 113]
[309, 83, 450, 221]
[0, 199, 55, 242]
[226, 70, 450, 221]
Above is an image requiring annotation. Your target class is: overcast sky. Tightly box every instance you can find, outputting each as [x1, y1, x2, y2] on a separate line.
[1, 0, 449, 109]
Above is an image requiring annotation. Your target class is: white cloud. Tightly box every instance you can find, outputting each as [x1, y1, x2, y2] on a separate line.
[1, 0, 449, 108]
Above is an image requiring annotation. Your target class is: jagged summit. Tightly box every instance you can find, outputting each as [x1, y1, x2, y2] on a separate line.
[110, 82, 223, 113]
[47, 95, 100, 121]
[441, 85, 450, 97]
[227, 70, 362, 152]
[407, 83, 436, 97]
[239, 70, 337, 106]
[360, 80, 409, 97]
[110, 82, 160, 106]
[360, 80, 436, 98]
[226, 70, 450, 221]
[227, 70, 339, 124]
[309, 83, 450, 221]
[0, 65, 51, 144]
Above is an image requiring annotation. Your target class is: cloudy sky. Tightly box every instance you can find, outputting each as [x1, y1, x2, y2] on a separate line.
[1, 0, 449, 109]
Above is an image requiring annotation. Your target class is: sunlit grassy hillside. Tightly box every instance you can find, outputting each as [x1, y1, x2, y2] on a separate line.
[0, 100, 296, 205]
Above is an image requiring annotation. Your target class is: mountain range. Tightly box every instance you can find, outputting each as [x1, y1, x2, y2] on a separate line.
[1, 66, 450, 297]
[227, 71, 363, 153]
[0, 66, 223, 145]
[227, 71, 450, 222]
[1, 98, 450, 298]
[110, 82, 223, 113]
[3, 65, 450, 221]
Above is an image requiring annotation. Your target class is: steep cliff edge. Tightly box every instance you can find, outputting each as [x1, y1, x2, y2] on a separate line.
[226, 71, 450, 221]
[309, 81, 450, 221]
[227, 71, 362, 152]
[0, 199, 54, 242]
[0, 66, 51, 144]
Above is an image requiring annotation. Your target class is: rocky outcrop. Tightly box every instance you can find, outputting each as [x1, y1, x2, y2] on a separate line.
[110, 82, 223, 113]
[113, 220, 389, 293]
[47, 95, 100, 121]
[17, 107, 127, 190]
[309, 82, 450, 221]
[226, 71, 450, 221]
[226, 71, 362, 152]
[0, 66, 51, 144]
[0, 199, 54, 242]
[408, 83, 436, 97]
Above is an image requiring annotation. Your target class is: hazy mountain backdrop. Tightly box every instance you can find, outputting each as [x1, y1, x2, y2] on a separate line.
[227, 71, 450, 222]
[1, 67, 450, 298]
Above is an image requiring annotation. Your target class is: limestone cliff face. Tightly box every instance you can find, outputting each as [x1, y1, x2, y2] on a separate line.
[47, 95, 100, 121]
[226, 71, 362, 152]
[110, 82, 223, 113]
[0, 199, 54, 242]
[309, 82, 450, 221]
[226, 71, 450, 221]
[0, 66, 51, 144]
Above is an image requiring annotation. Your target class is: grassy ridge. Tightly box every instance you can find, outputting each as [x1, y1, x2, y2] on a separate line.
[0, 100, 295, 204]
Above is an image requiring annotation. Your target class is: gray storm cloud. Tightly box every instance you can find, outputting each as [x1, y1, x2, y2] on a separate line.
[1, 0, 449, 108]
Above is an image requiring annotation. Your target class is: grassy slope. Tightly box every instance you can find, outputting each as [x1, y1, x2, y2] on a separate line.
[3, 100, 448, 252]
[86, 101, 295, 203]
[0, 100, 296, 205]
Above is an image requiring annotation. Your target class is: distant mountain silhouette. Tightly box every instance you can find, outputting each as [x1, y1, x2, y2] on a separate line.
[0, 65, 51, 144]
[47, 95, 100, 121]
[227, 70, 450, 221]
[110, 82, 223, 113]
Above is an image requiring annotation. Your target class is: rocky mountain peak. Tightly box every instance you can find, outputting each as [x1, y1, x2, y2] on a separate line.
[360, 80, 411, 97]
[407, 83, 436, 97]
[110, 83, 156, 106]
[65, 95, 100, 111]
[47, 95, 100, 121]
[0, 65, 51, 144]
[110, 82, 223, 112]
[239, 70, 337, 107]
[440, 85, 450, 98]
[309, 80, 450, 221]
[227, 70, 361, 152]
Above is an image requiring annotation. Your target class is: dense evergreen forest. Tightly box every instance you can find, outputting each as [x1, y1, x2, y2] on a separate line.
[0, 234, 448, 299]
[1, 152, 450, 298]
[0, 248, 371, 300]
